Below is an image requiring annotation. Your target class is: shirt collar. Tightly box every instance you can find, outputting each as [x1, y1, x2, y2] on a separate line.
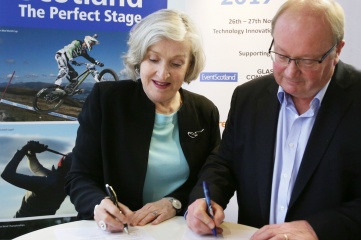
[277, 79, 331, 110]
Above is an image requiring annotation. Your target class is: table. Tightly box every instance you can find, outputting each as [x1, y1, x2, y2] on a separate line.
[14, 216, 258, 239]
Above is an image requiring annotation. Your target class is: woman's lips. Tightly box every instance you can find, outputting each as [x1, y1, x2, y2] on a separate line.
[153, 80, 170, 88]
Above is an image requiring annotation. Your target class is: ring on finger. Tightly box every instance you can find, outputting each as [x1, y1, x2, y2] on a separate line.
[152, 211, 157, 217]
[283, 234, 289, 240]
[99, 220, 107, 231]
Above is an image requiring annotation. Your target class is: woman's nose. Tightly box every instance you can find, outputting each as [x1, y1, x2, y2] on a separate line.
[157, 64, 170, 80]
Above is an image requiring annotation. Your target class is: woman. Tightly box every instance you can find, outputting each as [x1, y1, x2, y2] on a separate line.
[65, 9, 220, 233]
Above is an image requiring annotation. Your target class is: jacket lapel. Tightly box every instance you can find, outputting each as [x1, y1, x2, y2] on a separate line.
[289, 61, 354, 207]
[254, 80, 280, 221]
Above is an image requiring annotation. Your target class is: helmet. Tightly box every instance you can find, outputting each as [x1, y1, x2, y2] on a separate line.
[84, 35, 99, 51]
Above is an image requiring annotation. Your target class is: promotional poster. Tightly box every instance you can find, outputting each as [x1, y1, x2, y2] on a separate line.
[0, 0, 166, 239]
[0, 0, 167, 121]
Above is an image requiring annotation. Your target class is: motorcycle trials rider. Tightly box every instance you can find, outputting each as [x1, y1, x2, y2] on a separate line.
[54, 34, 104, 95]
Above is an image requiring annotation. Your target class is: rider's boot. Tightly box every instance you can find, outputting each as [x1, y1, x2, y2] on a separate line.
[73, 89, 85, 95]
[64, 79, 78, 94]
[54, 85, 66, 95]
[68, 79, 78, 88]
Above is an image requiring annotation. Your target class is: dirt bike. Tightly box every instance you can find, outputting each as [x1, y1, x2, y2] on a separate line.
[33, 62, 119, 113]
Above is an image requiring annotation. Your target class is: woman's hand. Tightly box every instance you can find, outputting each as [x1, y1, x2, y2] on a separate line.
[93, 198, 134, 232]
[129, 198, 176, 226]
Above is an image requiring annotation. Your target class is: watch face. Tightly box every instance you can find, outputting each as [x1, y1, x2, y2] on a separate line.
[172, 199, 182, 209]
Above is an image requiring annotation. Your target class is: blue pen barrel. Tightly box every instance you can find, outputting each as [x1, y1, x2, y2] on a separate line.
[202, 181, 217, 237]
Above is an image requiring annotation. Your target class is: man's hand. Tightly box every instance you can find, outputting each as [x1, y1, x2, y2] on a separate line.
[186, 198, 224, 235]
[251, 220, 318, 240]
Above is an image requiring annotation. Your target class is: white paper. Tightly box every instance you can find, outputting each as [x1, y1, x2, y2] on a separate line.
[181, 223, 255, 240]
[54, 227, 155, 240]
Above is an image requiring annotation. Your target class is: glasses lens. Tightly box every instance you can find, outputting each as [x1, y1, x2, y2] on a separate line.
[270, 52, 288, 67]
[298, 59, 319, 70]
[270, 52, 320, 71]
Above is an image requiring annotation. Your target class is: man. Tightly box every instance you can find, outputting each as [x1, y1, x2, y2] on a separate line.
[54, 34, 104, 94]
[186, 0, 361, 239]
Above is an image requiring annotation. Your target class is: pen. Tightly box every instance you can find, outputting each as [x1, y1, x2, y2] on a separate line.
[203, 181, 217, 237]
[105, 184, 129, 234]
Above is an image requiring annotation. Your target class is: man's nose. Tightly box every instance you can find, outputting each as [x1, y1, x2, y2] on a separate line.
[284, 59, 300, 76]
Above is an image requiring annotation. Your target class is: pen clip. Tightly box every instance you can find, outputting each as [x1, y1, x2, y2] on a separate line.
[105, 184, 119, 209]
[105, 184, 129, 234]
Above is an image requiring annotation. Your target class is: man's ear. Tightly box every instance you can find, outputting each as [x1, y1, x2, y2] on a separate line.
[334, 40, 345, 64]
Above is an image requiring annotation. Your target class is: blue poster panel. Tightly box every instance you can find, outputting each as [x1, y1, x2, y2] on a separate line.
[0, 1, 167, 239]
[0, 0, 167, 121]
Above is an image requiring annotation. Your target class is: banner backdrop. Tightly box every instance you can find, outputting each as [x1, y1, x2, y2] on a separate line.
[180, 0, 285, 130]
[180, 0, 361, 134]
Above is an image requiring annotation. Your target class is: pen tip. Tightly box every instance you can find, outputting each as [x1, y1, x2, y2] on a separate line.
[124, 227, 129, 234]
[212, 228, 217, 237]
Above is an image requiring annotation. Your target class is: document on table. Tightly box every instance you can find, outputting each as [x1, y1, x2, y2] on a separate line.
[54, 227, 155, 240]
[181, 223, 256, 240]
[52, 219, 257, 240]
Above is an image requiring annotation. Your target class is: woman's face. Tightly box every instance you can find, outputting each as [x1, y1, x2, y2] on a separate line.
[140, 38, 192, 107]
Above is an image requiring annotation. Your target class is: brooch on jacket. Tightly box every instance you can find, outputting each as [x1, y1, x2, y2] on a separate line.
[188, 129, 204, 138]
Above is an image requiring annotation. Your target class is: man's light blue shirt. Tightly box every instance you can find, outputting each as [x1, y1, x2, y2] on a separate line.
[269, 81, 330, 224]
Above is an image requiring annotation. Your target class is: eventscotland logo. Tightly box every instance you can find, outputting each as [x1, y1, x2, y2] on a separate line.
[200, 72, 238, 82]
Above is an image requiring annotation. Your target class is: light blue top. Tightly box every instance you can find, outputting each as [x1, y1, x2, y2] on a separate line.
[269, 80, 330, 224]
[142, 111, 189, 204]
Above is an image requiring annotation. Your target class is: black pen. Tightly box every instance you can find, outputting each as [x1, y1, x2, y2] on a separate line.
[203, 181, 217, 237]
[105, 184, 129, 234]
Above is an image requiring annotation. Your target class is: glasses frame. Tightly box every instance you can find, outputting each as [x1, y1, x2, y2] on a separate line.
[268, 39, 337, 69]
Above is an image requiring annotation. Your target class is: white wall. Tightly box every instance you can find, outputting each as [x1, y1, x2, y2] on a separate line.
[338, 0, 361, 69]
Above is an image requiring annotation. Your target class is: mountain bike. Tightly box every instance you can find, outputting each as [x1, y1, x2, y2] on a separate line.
[33, 62, 119, 113]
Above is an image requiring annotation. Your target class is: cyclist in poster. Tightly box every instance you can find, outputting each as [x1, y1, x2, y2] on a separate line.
[54, 34, 104, 95]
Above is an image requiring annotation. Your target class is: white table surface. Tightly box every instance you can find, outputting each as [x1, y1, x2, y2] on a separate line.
[14, 216, 258, 240]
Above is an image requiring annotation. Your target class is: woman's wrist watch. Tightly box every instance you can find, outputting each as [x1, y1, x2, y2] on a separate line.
[165, 197, 182, 213]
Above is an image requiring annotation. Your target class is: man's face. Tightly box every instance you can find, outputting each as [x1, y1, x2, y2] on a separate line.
[272, 9, 343, 102]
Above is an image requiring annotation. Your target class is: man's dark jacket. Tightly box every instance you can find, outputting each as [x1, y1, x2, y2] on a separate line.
[190, 61, 361, 239]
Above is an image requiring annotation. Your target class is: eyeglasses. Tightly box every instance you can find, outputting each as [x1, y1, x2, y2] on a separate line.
[268, 39, 337, 71]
